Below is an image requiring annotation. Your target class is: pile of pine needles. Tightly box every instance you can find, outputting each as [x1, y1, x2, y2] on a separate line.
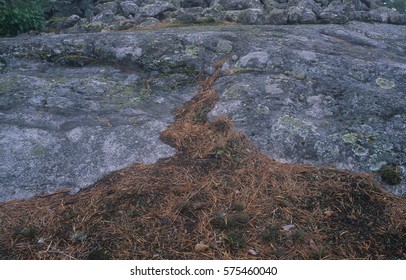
[0, 59, 405, 260]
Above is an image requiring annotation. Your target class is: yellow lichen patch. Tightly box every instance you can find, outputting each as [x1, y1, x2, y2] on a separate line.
[376, 77, 395, 89]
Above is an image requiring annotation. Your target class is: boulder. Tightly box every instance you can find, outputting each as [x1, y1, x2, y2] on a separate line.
[287, 6, 301, 23]
[265, 8, 289, 24]
[175, 7, 205, 23]
[318, 1, 350, 23]
[361, 0, 383, 9]
[119, 1, 140, 17]
[214, 0, 263, 10]
[139, 17, 161, 26]
[262, 0, 288, 12]
[389, 11, 406, 25]
[286, 0, 320, 24]
[300, 8, 317, 23]
[180, 0, 209, 8]
[94, 1, 119, 15]
[368, 7, 391, 23]
[237, 9, 266, 25]
[63, 15, 82, 28]
[92, 10, 116, 23]
[141, 1, 177, 17]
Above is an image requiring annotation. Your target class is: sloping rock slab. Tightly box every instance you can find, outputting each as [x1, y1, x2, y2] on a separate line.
[0, 60, 194, 201]
[0, 30, 220, 201]
[0, 22, 405, 201]
[209, 22, 406, 197]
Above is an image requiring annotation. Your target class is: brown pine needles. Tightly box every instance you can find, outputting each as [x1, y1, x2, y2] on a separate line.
[0, 59, 405, 260]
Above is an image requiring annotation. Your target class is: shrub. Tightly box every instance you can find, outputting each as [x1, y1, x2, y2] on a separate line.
[0, 0, 48, 36]
[379, 165, 401, 185]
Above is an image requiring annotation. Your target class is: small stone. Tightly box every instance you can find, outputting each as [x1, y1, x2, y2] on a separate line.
[37, 237, 45, 244]
[248, 248, 257, 255]
[194, 243, 209, 252]
[71, 231, 87, 242]
[282, 224, 295, 231]
[323, 210, 334, 217]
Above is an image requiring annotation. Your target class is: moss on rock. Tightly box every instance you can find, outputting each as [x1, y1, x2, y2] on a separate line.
[379, 165, 401, 185]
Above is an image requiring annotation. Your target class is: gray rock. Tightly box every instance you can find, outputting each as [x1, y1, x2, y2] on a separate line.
[65, 20, 105, 33]
[313, 0, 330, 7]
[217, 24, 406, 196]
[63, 15, 82, 28]
[78, 0, 95, 19]
[92, 10, 116, 23]
[1, 22, 406, 202]
[223, 10, 243, 22]
[285, 0, 321, 24]
[265, 8, 289, 24]
[361, 0, 383, 9]
[119, 1, 140, 17]
[139, 17, 160, 26]
[389, 11, 406, 25]
[180, 0, 209, 8]
[350, 0, 370, 10]
[352, 10, 371, 21]
[287, 6, 304, 23]
[300, 8, 317, 23]
[368, 7, 391, 23]
[318, 1, 350, 23]
[352, 6, 406, 24]
[131, 0, 144, 6]
[44, 0, 84, 18]
[42, 0, 406, 31]
[0, 30, 217, 202]
[94, 1, 119, 15]
[214, 0, 263, 10]
[115, 19, 139, 30]
[201, 3, 225, 20]
[261, 0, 288, 12]
[175, 8, 205, 22]
[141, 1, 177, 17]
[299, 0, 322, 14]
[237, 8, 266, 25]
